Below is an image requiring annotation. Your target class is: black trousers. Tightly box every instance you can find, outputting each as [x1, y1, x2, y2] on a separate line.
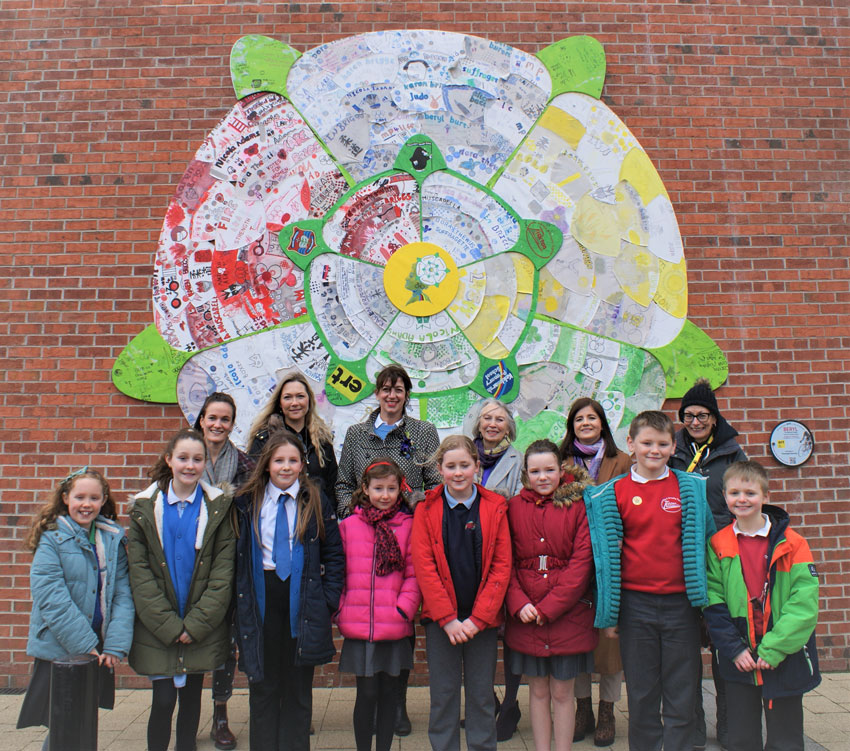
[725, 680, 804, 751]
[249, 571, 314, 751]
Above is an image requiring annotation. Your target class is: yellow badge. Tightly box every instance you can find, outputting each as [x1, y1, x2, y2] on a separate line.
[632, 495, 643, 506]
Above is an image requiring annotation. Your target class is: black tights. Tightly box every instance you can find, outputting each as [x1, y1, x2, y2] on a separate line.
[148, 674, 204, 751]
[353, 673, 399, 751]
[502, 643, 522, 708]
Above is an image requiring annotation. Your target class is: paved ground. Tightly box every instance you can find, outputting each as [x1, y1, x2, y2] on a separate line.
[4, 673, 848, 750]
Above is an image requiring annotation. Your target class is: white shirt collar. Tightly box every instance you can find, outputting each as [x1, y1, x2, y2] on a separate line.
[733, 513, 771, 537]
[166, 481, 198, 505]
[264, 478, 300, 504]
[374, 414, 402, 429]
[630, 466, 670, 484]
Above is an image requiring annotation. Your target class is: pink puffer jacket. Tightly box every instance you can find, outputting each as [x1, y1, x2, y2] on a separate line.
[337, 506, 421, 642]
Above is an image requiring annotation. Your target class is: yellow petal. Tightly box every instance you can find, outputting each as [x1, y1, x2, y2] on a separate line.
[620, 148, 668, 204]
[654, 257, 688, 317]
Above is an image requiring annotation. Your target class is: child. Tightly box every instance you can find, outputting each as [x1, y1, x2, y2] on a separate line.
[337, 459, 421, 751]
[233, 430, 344, 751]
[411, 434, 512, 751]
[583, 411, 715, 751]
[17, 468, 134, 745]
[505, 440, 597, 751]
[704, 460, 820, 751]
[128, 429, 235, 751]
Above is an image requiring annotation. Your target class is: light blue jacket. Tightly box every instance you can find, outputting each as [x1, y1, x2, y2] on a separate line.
[583, 469, 715, 628]
[27, 515, 134, 661]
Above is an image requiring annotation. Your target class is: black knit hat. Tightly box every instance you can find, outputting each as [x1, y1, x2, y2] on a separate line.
[678, 378, 719, 421]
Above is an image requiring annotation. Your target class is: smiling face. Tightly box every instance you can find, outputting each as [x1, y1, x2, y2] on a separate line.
[376, 377, 407, 424]
[364, 475, 400, 511]
[198, 400, 235, 447]
[525, 451, 561, 497]
[725, 478, 766, 529]
[279, 380, 310, 430]
[478, 403, 510, 449]
[438, 447, 479, 498]
[627, 426, 675, 480]
[573, 404, 603, 445]
[165, 438, 207, 496]
[682, 407, 716, 443]
[268, 442, 303, 492]
[64, 477, 105, 531]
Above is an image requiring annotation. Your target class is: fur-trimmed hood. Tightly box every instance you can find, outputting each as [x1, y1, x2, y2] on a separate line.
[521, 462, 593, 507]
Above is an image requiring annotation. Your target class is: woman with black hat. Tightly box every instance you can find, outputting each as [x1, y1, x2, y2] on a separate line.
[669, 377, 747, 750]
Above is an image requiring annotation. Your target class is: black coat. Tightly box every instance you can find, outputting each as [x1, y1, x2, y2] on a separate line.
[233, 488, 344, 681]
[670, 416, 747, 531]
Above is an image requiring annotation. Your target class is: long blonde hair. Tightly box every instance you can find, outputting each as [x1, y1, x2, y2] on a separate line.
[239, 430, 325, 543]
[248, 373, 333, 467]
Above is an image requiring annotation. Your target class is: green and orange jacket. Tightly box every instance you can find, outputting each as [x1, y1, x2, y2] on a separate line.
[704, 505, 820, 699]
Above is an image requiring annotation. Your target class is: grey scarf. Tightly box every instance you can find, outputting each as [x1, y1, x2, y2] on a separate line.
[203, 439, 239, 488]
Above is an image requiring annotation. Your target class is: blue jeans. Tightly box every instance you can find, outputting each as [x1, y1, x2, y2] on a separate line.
[618, 590, 701, 751]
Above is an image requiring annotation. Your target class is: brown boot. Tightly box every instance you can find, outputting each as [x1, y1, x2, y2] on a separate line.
[574, 696, 594, 742]
[594, 700, 615, 747]
[210, 702, 237, 750]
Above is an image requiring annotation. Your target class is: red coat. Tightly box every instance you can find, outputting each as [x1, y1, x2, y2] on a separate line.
[504, 488, 598, 657]
[411, 484, 511, 631]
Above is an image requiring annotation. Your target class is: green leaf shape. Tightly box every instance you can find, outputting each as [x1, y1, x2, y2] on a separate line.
[111, 324, 191, 403]
[230, 35, 301, 99]
[537, 36, 606, 99]
[647, 320, 729, 398]
[324, 358, 375, 406]
[468, 357, 521, 403]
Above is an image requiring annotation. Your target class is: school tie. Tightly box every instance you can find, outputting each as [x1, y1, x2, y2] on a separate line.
[273, 493, 291, 581]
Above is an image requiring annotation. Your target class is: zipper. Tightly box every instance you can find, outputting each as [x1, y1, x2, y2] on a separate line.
[369, 536, 376, 642]
[804, 645, 814, 676]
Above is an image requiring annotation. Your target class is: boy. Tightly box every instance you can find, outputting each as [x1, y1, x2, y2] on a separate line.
[584, 410, 715, 751]
[704, 460, 819, 751]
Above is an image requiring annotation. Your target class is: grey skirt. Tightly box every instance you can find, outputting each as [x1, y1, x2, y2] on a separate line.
[509, 649, 594, 681]
[339, 638, 413, 678]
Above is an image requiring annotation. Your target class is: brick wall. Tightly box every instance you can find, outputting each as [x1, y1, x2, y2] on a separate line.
[1, 1, 847, 687]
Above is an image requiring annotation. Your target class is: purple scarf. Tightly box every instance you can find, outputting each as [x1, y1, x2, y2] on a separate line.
[572, 438, 605, 482]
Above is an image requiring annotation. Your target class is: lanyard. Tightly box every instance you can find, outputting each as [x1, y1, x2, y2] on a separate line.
[685, 434, 713, 472]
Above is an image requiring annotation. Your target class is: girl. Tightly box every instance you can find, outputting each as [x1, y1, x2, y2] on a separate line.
[337, 459, 421, 751]
[559, 397, 632, 745]
[234, 430, 344, 751]
[193, 391, 254, 750]
[411, 435, 512, 751]
[18, 468, 134, 745]
[128, 429, 235, 751]
[505, 440, 597, 751]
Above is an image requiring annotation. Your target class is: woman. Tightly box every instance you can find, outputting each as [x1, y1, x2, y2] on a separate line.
[193, 392, 254, 750]
[335, 364, 441, 518]
[336, 363, 441, 736]
[464, 398, 524, 740]
[248, 372, 338, 504]
[669, 377, 747, 751]
[464, 398, 523, 500]
[559, 397, 632, 747]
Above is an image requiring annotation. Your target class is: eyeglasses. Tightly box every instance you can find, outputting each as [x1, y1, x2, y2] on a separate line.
[683, 412, 713, 424]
